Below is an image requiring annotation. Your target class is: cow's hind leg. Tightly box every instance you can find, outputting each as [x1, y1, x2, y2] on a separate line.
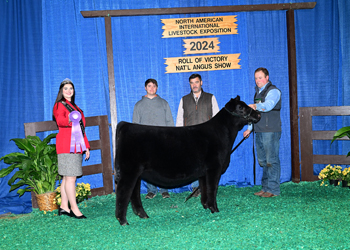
[130, 177, 149, 219]
[198, 177, 208, 209]
[115, 175, 139, 226]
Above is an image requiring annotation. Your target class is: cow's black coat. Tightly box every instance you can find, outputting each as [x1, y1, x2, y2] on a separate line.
[115, 96, 260, 225]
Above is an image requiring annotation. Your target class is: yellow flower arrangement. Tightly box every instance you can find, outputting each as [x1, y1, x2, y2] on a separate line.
[318, 164, 342, 186]
[341, 167, 350, 182]
[54, 182, 91, 205]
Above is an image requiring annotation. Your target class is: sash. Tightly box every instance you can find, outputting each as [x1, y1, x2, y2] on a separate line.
[60, 101, 85, 136]
[60, 101, 86, 153]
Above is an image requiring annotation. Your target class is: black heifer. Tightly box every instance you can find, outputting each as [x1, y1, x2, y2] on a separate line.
[114, 96, 260, 225]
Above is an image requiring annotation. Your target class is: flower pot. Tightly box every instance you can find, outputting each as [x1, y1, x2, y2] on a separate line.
[342, 180, 349, 188]
[329, 179, 339, 186]
[36, 192, 59, 211]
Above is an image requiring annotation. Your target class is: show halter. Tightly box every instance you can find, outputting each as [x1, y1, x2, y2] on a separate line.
[224, 106, 254, 122]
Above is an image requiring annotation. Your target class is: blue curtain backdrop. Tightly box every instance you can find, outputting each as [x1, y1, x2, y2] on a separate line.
[0, 0, 43, 214]
[1, 0, 349, 215]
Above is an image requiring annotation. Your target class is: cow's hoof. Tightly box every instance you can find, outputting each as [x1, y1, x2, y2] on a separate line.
[117, 218, 129, 226]
[138, 213, 149, 219]
[209, 207, 219, 213]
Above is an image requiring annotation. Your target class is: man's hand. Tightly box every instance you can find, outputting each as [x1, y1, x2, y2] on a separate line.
[243, 129, 251, 138]
[248, 104, 256, 110]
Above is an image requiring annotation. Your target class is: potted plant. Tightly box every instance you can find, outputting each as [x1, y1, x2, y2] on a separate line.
[0, 133, 60, 211]
[318, 164, 342, 186]
[341, 167, 350, 188]
[331, 126, 350, 187]
[331, 126, 350, 157]
[54, 182, 91, 206]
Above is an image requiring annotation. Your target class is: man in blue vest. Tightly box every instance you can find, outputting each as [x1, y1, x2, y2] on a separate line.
[176, 73, 220, 197]
[243, 68, 282, 198]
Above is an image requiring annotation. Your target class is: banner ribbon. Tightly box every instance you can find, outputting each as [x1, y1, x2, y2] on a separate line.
[69, 111, 86, 153]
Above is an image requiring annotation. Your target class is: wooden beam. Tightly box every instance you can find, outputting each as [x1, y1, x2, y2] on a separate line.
[299, 108, 314, 181]
[286, 9, 300, 183]
[81, 3, 316, 18]
[104, 16, 117, 160]
[311, 106, 350, 116]
[314, 155, 350, 165]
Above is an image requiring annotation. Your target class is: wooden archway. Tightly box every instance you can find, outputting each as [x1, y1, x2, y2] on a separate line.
[81, 2, 317, 182]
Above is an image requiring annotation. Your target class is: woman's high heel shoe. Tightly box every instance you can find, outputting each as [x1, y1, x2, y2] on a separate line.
[70, 210, 87, 219]
[58, 208, 71, 217]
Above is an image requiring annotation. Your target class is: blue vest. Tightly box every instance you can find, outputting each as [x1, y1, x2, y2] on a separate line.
[254, 82, 282, 132]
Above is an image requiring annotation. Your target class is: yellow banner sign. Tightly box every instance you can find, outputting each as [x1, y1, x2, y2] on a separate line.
[183, 38, 220, 55]
[164, 54, 241, 73]
[161, 16, 238, 38]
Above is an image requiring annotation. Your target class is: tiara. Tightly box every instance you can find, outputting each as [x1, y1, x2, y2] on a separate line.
[61, 78, 72, 85]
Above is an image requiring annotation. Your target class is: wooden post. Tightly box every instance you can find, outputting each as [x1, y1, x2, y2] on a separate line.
[286, 10, 300, 182]
[104, 16, 117, 160]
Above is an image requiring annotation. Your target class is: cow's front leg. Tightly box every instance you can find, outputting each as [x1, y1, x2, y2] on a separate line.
[199, 177, 208, 209]
[130, 177, 149, 219]
[205, 169, 221, 213]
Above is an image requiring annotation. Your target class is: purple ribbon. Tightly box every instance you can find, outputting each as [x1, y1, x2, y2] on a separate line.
[69, 111, 86, 153]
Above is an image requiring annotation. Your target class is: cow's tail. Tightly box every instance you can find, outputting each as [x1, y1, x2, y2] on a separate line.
[114, 122, 122, 185]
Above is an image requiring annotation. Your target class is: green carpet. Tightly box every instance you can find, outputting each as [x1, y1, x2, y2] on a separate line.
[1, 181, 349, 249]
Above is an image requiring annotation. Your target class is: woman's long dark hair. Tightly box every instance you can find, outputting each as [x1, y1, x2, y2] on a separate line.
[52, 79, 76, 121]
